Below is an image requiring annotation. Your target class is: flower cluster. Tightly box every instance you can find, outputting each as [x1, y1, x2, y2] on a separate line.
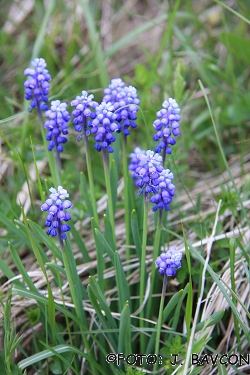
[155, 248, 182, 276]
[130, 149, 175, 211]
[71, 91, 98, 140]
[153, 98, 181, 155]
[24, 58, 51, 112]
[134, 150, 164, 197]
[150, 168, 175, 211]
[103, 78, 140, 136]
[41, 186, 72, 240]
[89, 102, 118, 153]
[128, 147, 146, 178]
[44, 100, 70, 152]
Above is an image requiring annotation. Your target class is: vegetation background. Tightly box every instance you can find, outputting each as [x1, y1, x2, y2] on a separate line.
[0, 0, 249, 374]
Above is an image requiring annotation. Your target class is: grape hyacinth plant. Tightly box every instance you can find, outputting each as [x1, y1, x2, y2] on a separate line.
[155, 247, 182, 277]
[24, 57, 51, 117]
[153, 98, 181, 163]
[103, 79, 140, 260]
[71, 90, 98, 141]
[44, 100, 70, 169]
[89, 101, 118, 154]
[18, 56, 189, 374]
[154, 247, 182, 368]
[128, 147, 146, 177]
[41, 186, 72, 246]
[103, 78, 140, 139]
[133, 150, 164, 200]
[150, 168, 175, 211]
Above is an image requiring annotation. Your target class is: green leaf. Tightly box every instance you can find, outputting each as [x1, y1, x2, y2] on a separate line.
[194, 310, 225, 332]
[173, 59, 186, 103]
[104, 214, 116, 251]
[131, 210, 142, 261]
[146, 289, 184, 354]
[28, 220, 63, 263]
[220, 32, 250, 63]
[80, 172, 93, 217]
[110, 159, 118, 218]
[183, 226, 192, 340]
[70, 224, 91, 265]
[18, 344, 109, 375]
[118, 301, 131, 356]
[88, 276, 117, 330]
[114, 251, 130, 312]
[94, 228, 115, 263]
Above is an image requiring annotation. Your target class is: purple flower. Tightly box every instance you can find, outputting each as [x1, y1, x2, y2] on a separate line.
[24, 58, 51, 112]
[150, 169, 175, 211]
[41, 186, 72, 240]
[133, 150, 164, 198]
[128, 147, 146, 178]
[155, 248, 182, 276]
[103, 78, 140, 136]
[44, 100, 70, 153]
[89, 102, 118, 153]
[153, 98, 181, 155]
[103, 78, 125, 102]
[71, 90, 98, 140]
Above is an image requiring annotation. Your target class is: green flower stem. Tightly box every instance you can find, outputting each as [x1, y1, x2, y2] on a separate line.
[154, 273, 168, 372]
[139, 201, 148, 353]
[146, 211, 162, 317]
[60, 237, 97, 375]
[37, 107, 60, 187]
[84, 133, 99, 227]
[102, 149, 116, 246]
[51, 247, 73, 347]
[122, 137, 131, 261]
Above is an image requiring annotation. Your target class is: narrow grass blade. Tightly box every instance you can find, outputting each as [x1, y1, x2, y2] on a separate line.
[131, 209, 142, 260]
[87, 285, 117, 351]
[146, 289, 184, 354]
[70, 224, 92, 265]
[79, 0, 109, 87]
[114, 251, 130, 312]
[214, 0, 250, 25]
[88, 276, 117, 330]
[30, 136, 44, 202]
[183, 228, 193, 340]
[28, 220, 63, 263]
[18, 344, 110, 375]
[105, 14, 168, 58]
[12, 285, 85, 328]
[8, 242, 39, 293]
[104, 214, 116, 250]
[80, 172, 93, 218]
[110, 159, 118, 228]
[92, 220, 104, 291]
[199, 80, 250, 228]
[0, 212, 30, 245]
[94, 228, 115, 263]
[194, 310, 225, 333]
[118, 301, 131, 355]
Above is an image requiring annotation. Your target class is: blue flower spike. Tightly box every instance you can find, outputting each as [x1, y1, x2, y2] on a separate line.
[103, 78, 140, 137]
[134, 150, 164, 198]
[41, 186, 72, 241]
[71, 90, 98, 141]
[155, 247, 182, 277]
[128, 147, 146, 178]
[24, 58, 51, 112]
[153, 98, 181, 159]
[44, 100, 70, 154]
[89, 101, 118, 153]
[150, 168, 175, 211]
